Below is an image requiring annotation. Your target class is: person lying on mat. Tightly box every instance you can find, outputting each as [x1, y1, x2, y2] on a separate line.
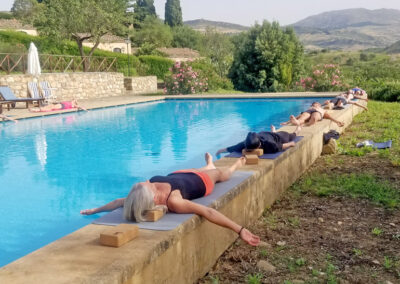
[281, 102, 344, 127]
[80, 153, 260, 246]
[29, 99, 87, 112]
[323, 92, 368, 111]
[351, 87, 368, 99]
[216, 125, 301, 156]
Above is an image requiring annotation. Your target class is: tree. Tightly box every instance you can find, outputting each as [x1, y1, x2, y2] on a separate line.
[229, 21, 304, 92]
[171, 25, 202, 50]
[35, 0, 129, 71]
[132, 0, 156, 29]
[164, 0, 182, 27]
[201, 27, 234, 78]
[132, 16, 172, 47]
[12, 0, 43, 25]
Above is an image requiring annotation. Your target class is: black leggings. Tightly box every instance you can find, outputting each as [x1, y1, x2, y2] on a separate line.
[277, 131, 296, 143]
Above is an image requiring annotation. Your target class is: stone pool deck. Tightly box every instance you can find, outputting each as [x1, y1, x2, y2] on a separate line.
[0, 93, 366, 283]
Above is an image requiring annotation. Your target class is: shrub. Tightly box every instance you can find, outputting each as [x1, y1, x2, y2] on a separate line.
[135, 42, 167, 57]
[296, 64, 347, 91]
[367, 81, 400, 102]
[164, 61, 208, 95]
[138, 55, 174, 78]
[229, 21, 304, 92]
[190, 59, 234, 90]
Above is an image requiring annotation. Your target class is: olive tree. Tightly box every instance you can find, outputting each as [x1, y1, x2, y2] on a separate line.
[229, 21, 304, 92]
[35, 0, 130, 71]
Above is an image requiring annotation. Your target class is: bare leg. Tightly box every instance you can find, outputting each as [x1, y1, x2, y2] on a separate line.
[307, 112, 321, 126]
[194, 152, 217, 172]
[290, 115, 301, 126]
[296, 113, 311, 125]
[294, 125, 302, 135]
[201, 157, 246, 184]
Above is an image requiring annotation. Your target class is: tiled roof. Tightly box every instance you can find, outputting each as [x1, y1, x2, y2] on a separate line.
[77, 33, 126, 43]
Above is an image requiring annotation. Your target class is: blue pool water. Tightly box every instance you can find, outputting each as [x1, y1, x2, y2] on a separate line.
[0, 98, 324, 267]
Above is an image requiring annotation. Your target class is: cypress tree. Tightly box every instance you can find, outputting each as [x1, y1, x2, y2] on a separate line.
[133, 0, 157, 28]
[165, 0, 182, 27]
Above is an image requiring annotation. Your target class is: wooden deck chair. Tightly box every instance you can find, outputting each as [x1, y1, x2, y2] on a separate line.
[0, 86, 44, 110]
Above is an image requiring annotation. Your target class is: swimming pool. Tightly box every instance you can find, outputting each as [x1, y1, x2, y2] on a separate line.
[0, 98, 324, 267]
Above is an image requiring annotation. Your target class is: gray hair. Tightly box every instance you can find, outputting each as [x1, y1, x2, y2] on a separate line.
[123, 183, 155, 222]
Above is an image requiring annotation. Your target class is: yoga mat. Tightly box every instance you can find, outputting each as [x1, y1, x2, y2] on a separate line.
[356, 140, 392, 149]
[225, 136, 303, 159]
[93, 171, 254, 230]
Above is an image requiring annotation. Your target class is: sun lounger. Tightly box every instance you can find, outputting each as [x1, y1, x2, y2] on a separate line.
[0, 86, 44, 109]
[39, 81, 57, 102]
[28, 82, 42, 100]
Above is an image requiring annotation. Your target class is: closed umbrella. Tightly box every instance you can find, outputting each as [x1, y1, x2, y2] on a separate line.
[27, 42, 41, 77]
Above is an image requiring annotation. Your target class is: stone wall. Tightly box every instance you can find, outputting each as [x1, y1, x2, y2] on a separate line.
[0, 73, 158, 101]
[124, 76, 158, 95]
[0, 73, 124, 101]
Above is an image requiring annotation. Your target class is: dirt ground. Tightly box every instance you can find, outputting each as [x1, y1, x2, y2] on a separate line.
[198, 154, 400, 284]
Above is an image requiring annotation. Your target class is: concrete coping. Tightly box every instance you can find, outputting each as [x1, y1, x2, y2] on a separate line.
[0, 94, 366, 283]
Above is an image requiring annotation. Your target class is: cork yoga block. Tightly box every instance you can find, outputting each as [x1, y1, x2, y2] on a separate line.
[145, 209, 165, 222]
[242, 148, 264, 156]
[100, 224, 139, 247]
[245, 154, 259, 165]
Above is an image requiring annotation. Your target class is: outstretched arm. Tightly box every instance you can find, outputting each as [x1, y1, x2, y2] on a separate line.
[0, 114, 18, 123]
[282, 141, 295, 150]
[169, 197, 260, 246]
[348, 101, 368, 111]
[353, 95, 368, 102]
[323, 113, 344, 127]
[80, 198, 125, 215]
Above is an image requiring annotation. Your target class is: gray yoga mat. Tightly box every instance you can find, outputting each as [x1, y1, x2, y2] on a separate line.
[92, 170, 254, 230]
[225, 136, 303, 159]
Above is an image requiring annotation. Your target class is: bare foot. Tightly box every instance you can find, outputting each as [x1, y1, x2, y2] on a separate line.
[290, 115, 300, 126]
[204, 152, 216, 169]
[238, 156, 246, 167]
[280, 121, 289, 126]
[270, 125, 276, 132]
[80, 209, 96, 215]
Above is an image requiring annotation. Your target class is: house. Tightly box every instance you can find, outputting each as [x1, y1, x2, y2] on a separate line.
[82, 34, 132, 54]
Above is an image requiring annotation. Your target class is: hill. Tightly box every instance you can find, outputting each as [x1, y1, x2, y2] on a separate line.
[384, 40, 400, 54]
[290, 8, 400, 51]
[184, 19, 249, 34]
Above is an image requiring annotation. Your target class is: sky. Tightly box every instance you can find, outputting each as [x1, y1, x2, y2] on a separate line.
[1, 0, 400, 26]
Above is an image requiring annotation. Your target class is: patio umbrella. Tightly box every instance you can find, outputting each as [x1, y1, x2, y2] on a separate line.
[27, 42, 41, 77]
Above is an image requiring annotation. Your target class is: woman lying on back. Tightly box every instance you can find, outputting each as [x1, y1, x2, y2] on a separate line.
[81, 153, 260, 246]
[29, 99, 87, 112]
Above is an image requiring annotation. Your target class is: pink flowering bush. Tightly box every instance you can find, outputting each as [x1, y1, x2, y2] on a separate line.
[296, 64, 347, 91]
[164, 61, 208, 95]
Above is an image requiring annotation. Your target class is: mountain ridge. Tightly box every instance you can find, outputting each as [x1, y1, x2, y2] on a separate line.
[185, 8, 400, 51]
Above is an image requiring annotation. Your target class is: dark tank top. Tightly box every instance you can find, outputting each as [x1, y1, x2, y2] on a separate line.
[149, 172, 206, 200]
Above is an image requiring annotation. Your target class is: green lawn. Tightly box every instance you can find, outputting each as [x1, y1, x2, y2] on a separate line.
[339, 100, 400, 166]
